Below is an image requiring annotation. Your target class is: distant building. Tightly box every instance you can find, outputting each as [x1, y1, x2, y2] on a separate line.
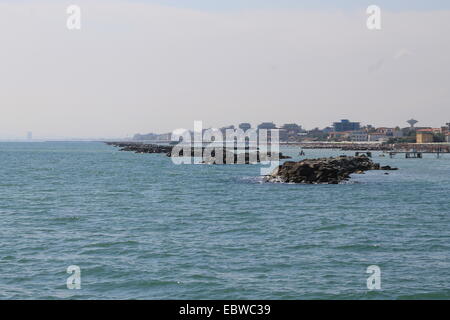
[279, 123, 303, 142]
[257, 122, 277, 130]
[256, 122, 278, 142]
[238, 123, 252, 131]
[375, 127, 392, 135]
[373, 127, 403, 138]
[446, 133, 450, 143]
[133, 133, 160, 140]
[156, 133, 172, 141]
[393, 129, 404, 138]
[322, 126, 334, 133]
[328, 131, 351, 141]
[281, 123, 302, 131]
[349, 131, 368, 142]
[327, 129, 368, 142]
[220, 125, 235, 135]
[368, 133, 389, 142]
[133, 132, 172, 141]
[333, 119, 360, 132]
[416, 129, 434, 143]
[407, 119, 419, 128]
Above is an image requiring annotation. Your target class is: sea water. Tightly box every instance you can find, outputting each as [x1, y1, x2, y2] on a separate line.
[0, 142, 449, 299]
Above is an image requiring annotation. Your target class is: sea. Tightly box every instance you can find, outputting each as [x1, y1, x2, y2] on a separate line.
[0, 142, 449, 299]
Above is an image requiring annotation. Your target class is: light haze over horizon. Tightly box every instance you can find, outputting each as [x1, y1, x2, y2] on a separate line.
[1, 0, 450, 139]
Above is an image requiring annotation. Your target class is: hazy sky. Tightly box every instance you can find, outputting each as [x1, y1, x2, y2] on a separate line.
[1, 0, 450, 139]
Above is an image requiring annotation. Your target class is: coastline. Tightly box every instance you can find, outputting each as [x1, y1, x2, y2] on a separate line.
[281, 141, 450, 152]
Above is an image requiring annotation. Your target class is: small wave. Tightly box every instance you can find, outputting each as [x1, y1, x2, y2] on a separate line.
[51, 216, 82, 222]
[285, 244, 322, 250]
[237, 176, 264, 184]
[335, 244, 381, 250]
[314, 224, 349, 231]
[2, 255, 15, 261]
[263, 179, 359, 185]
[82, 240, 139, 249]
[397, 291, 450, 300]
[94, 279, 182, 290]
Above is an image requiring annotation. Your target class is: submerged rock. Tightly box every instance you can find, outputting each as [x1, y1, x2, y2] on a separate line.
[264, 155, 391, 184]
[105, 142, 172, 154]
[380, 165, 399, 171]
[107, 142, 291, 164]
[202, 151, 291, 164]
[169, 147, 291, 164]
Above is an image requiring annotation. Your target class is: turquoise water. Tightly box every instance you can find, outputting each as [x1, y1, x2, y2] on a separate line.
[0, 142, 449, 299]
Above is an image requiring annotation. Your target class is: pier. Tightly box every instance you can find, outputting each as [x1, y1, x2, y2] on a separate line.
[289, 142, 449, 159]
[387, 150, 448, 159]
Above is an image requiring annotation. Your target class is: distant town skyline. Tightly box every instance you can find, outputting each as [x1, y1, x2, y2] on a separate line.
[1, 117, 449, 141]
[130, 118, 450, 144]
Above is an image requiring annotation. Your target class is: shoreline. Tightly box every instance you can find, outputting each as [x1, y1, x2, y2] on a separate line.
[281, 142, 450, 152]
[104, 140, 450, 153]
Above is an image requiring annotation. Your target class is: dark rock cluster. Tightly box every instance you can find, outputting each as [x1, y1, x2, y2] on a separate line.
[106, 142, 291, 163]
[380, 165, 398, 171]
[169, 147, 291, 164]
[105, 142, 172, 154]
[264, 155, 397, 184]
[202, 151, 291, 164]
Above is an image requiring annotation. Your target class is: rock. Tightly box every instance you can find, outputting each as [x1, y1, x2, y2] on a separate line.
[169, 146, 291, 164]
[106, 142, 300, 166]
[279, 153, 292, 159]
[380, 165, 398, 170]
[264, 155, 391, 184]
[105, 142, 172, 154]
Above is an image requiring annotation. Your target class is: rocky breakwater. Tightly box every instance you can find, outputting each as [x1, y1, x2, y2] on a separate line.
[105, 142, 173, 154]
[168, 147, 291, 164]
[202, 150, 291, 164]
[264, 155, 397, 184]
[107, 142, 292, 163]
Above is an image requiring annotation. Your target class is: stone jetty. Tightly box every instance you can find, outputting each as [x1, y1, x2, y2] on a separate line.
[106, 142, 291, 163]
[264, 155, 397, 184]
[105, 142, 172, 154]
[201, 151, 290, 164]
[169, 147, 291, 164]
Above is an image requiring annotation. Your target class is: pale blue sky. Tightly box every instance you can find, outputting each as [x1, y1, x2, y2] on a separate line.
[5, 0, 450, 11]
[124, 0, 450, 11]
[1, 0, 450, 138]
